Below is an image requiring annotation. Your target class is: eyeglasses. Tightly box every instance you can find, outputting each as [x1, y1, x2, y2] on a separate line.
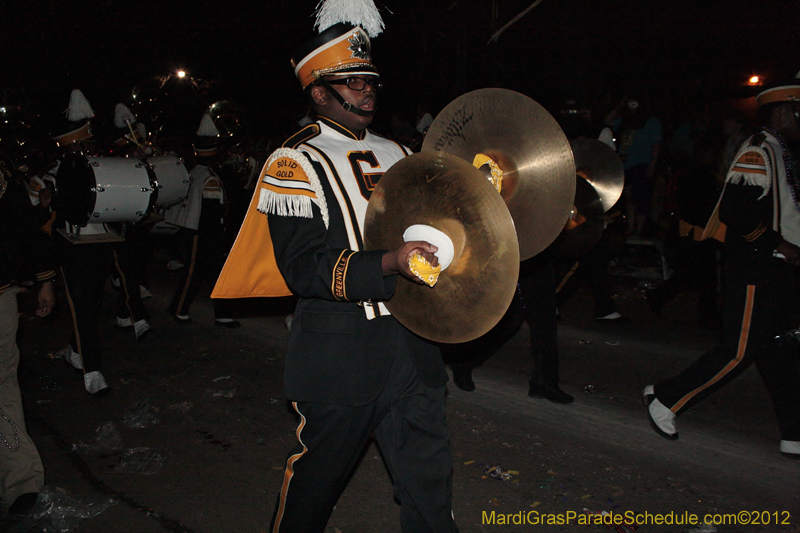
[326, 77, 383, 92]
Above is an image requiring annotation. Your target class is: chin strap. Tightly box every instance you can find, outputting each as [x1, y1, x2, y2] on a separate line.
[319, 79, 376, 117]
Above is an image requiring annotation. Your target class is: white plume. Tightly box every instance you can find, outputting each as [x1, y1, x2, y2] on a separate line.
[315, 0, 384, 37]
[114, 103, 137, 128]
[65, 89, 95, 121]
[196, 113, 220, 137]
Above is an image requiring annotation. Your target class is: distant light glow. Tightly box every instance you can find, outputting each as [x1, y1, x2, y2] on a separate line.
[748, 75, 762, 86]
[176, 70, 187, 78]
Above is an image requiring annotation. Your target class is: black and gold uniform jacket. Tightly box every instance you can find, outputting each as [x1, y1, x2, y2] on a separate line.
[224, 117, 447, 405]
[0, 169, 57, 296]
[718, 131, 799, 261]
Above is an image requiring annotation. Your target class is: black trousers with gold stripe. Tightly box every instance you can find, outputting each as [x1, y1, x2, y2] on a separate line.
[270, 349, 458, 533]
[655, 251, 800, 441]
[60, 242, 112, 373]
[442, 252, 560, 386]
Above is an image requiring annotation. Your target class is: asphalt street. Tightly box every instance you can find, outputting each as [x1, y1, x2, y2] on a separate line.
[5, 246, 800, 533]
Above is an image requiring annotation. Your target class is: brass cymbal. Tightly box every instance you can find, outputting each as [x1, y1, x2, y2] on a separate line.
[364, 151, 520, 344]
[551, 175, 605, 259]
[422, 88, 575, 260]
[569, 138, 624, 212]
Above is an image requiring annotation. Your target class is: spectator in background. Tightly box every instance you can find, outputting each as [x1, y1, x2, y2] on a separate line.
[607, 95, 662, 238]
[0, 153, 55, 519]
[719, 108, 751, 181]
[646, 138, 722, 328]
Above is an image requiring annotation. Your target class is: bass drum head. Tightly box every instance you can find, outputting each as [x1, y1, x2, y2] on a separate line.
[90, 157, 153, 223]
[148, 154, 191, 209]
[55, 153, 96, 226]
[59, 156, 154, 225]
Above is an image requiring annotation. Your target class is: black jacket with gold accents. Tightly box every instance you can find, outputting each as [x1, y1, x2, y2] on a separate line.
[0, 172, 57, 296]
[262, 116, 447, 406]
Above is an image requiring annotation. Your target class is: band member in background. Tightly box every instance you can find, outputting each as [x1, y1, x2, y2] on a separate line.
[644, 75, 800, 458]
[445, 247, 574, 404]
[50, 89, 114, 396]
[166, 113, 239, 328]
[108, 103, 153, 340]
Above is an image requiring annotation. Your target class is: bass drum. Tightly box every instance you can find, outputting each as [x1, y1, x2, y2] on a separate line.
[147, 154, 191, 209]
[56, 154, 154, 226]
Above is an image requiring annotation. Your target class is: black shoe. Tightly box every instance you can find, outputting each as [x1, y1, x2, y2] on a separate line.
[90, 388, 113, 399]
[450, 364, 475, 392]
[528, 383, 574, 404]
[697, 314, 722, 330]
[215, 319, 241, 329]
[645, 289, 664, 317]
[7, 493, 38, 518]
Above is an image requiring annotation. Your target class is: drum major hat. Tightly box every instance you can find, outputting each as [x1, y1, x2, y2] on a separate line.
[756, 70, 800, 107]
[290, 0, 384, 90]
[291, 24, 378, 90]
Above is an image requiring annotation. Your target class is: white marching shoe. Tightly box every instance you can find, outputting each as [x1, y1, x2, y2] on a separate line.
[84, 371, 110, 396]
[133, 319, 151, 340]
[780, 440, 800, 458]
[56, 345, 83, 370]
[643, 385, 678, 440]
[116, 317, 151, 340]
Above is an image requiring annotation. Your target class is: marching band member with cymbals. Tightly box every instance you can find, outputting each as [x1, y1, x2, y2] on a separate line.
[212, 2, 459, 530]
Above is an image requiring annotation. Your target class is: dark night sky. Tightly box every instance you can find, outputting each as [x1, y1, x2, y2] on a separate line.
[3, 0, 799, 137]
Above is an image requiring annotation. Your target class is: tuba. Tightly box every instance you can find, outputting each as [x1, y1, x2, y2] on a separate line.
[208, 100, 247, 150]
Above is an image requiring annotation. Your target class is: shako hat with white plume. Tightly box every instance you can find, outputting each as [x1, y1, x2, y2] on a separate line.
[290, 0, 384, 90]
[193, 112, 220, 157]
[52, 89, 95, 147]
[113, 103, 146, 147]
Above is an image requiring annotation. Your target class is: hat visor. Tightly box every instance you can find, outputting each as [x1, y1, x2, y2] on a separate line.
[756, 85, 800, 106]
[53, 122, 92, 146]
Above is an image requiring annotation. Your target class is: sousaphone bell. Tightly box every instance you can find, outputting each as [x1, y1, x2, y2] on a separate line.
[208, 100, 246, 150]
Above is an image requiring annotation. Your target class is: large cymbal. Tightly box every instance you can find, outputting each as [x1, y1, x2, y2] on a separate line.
[569, 138, 624, 212]
[422, 88, 575, 260]
[551, 175, 605, 259]
[364, 151, 520, 344]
